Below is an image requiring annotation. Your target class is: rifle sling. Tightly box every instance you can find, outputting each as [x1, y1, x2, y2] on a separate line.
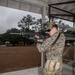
[52, 33, 61, 46]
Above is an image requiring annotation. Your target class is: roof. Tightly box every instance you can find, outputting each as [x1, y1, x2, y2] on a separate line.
[0, 0, 75, 22]
[48, 0, 75, 22]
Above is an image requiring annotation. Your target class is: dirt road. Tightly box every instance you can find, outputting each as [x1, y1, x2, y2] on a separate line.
[0, 46, 41, 73]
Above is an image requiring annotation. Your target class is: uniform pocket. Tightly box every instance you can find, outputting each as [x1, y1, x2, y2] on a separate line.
[44, 60, 61, 73]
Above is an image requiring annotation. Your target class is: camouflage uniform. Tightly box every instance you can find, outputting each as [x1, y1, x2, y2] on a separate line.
[37, 31, 65, 75]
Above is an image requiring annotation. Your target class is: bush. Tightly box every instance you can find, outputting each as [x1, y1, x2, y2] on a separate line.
[0, 40, 4, 45]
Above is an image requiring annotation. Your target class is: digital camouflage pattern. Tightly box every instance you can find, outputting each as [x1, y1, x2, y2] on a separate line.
[37, 31, 65, 75]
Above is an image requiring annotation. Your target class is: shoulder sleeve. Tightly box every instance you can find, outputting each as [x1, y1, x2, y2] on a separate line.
[37, 38, 52, 52]
[37, 35, 57, 52]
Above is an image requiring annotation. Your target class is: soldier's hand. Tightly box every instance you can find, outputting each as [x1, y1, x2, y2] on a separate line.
[34, 34, 39, 39]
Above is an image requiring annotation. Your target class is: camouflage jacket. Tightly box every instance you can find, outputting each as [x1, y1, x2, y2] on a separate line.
[37, 31, 65, 60]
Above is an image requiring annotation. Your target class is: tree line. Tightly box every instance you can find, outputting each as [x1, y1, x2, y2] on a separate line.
[0, 15, 43, 46]
[0, 14, 74, 46]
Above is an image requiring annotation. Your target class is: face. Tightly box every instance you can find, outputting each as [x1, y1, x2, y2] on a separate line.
[48, 28, 54, 36]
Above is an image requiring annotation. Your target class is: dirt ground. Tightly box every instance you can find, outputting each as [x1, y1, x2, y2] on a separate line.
[0, 45, 74, 73]
[0, 45, 41, 73]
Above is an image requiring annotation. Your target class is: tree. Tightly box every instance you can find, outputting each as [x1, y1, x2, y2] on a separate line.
[0, 34, 4, 45]
[17, 15, 42, 45]
[0, 28, 22, 46]
[18, 15, 36, 32]
[31, 18, 42, 31]
[6, 28, 20, 33]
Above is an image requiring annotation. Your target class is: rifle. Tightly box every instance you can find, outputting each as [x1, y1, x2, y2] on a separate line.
[10, 29, 50, 44]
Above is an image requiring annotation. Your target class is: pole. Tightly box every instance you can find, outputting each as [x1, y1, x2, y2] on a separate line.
[41, 2, 46, 68]
[72, 16, 75, 75]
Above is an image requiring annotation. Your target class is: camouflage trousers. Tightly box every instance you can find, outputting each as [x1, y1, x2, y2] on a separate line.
[43, 67, 62, 75]
[43, 59, 62, 75]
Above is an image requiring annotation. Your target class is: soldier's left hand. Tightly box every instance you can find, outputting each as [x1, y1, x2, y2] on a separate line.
[34, 34, 39, 39]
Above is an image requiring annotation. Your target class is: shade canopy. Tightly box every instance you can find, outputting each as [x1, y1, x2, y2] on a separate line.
[0, 0, 75, 22]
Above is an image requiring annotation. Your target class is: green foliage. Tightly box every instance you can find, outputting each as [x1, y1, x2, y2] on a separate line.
[0, 28, 21, 46]
[0, 28, 35, 46]
[6, 28, 20, 33]
[18, 14, 36, 32]
[0, 34, 6, 45]
[0, 14, 43, 46]
[0, 40, 4, 45]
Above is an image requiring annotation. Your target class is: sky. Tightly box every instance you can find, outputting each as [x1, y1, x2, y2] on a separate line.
[0, 6, 42, 34]
[0, 6, 73, 34]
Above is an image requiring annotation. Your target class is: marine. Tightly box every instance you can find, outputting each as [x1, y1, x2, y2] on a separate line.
[34, 22, 65, 75]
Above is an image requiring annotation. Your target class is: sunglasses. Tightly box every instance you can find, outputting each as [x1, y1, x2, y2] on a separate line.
[46, 29, 51, 32]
